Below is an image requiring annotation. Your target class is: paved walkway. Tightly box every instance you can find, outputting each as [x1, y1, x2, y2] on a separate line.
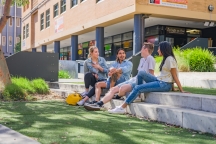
[0, 124, 40, 144]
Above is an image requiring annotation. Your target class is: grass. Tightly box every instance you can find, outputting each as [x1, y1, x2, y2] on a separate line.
[183, 87, 216, 96]
[0, 101, 215, 144]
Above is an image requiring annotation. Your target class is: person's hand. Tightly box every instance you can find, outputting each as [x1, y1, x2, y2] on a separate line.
[108, 72, 113, 77]
[92, 63, 101, 69]
[172, 88, 179, 92]
[109, 67, 116, 73]
[93, 73, 98, 80]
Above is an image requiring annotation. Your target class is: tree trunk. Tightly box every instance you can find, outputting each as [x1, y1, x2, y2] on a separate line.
[0, 0, 13, 91]
[0, 46, 11, 91]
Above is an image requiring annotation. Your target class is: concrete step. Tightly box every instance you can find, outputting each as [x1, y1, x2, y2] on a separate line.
[104, 100, 216, 134]
[48, 82, 85, 92]
[50, 88, 108, 98]
[144, 92, 216, 113]
[0, 124, 40, 144]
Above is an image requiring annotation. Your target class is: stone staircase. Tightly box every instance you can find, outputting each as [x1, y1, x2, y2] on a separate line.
[48, 82, 216, 135]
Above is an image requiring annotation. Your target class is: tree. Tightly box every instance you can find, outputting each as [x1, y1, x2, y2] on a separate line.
[0, 0, 29, 91]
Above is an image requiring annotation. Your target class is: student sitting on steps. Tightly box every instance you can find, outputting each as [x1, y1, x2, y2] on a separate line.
[84, 42, 155, 110]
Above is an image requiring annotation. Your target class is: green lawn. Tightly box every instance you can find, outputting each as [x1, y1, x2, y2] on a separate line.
[182, 87, 216, 96]
[0, 101, 215, 144]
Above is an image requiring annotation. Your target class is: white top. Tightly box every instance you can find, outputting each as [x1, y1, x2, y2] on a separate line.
[129, 55, 155, 82]
[157, 56, 178, 83]
[137, 55, 155, 72]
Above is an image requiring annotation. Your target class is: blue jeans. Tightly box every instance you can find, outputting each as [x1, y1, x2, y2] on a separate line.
[125, 71, 172, 104]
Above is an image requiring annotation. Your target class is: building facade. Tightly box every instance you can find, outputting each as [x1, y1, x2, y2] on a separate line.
[1, 3, 22, 57]
[22, 0, 216, 60]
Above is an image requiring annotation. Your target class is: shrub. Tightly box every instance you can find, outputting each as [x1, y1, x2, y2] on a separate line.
[2, 83, 27, 101]
[154, 47, 215, 72]
[173, 48, 190, 72]
[187, 48, 215, 72]
[12, 77, 35, 94]
[31, 78, 49, 94]
[58, 70, 71, 79]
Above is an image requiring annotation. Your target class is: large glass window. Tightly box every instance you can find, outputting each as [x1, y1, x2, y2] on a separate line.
[46, 9, 50, 28]
[40, 13, 44, 30]
[105, 44, 112, 57]
[60, 0, 66, 13]
[122, 40, 133, 52]
[53, 3, 59, 17]
[113, 34, 121, 43]
[71, 0, 77, 8]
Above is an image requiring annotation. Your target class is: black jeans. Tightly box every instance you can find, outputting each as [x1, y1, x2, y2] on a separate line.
[84, 72, 106, 98]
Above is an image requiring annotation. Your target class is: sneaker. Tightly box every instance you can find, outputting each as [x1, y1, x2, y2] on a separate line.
[108, 106, 125, 114]
[88, 101, 98, 104]
[113, 94, 124, 100]
[80, 91, 88, 97]
[84, 103, 101, 111]
[133, 97, 141, 102]
[77, 99, 85, 106]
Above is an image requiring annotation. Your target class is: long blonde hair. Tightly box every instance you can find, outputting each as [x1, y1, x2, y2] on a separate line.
[88, 46, 98, 58]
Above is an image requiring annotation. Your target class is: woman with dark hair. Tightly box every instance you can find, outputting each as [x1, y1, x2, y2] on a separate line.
[108, 41, 186, 114]
[80, 48, 133, 105]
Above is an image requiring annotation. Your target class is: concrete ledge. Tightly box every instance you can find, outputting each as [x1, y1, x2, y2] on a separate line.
[48, 82, 85, 92]
[50, 88, 108, 98]
[104, 100, 216, 134]
[144, 92, 216, 113]
[0, 124, 40, 144]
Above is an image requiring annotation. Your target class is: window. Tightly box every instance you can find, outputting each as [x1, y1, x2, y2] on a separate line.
[16, 37, 20, 44]
[16, 18, 20, 27]
[46, 9, 50, 28]
[60, 0, 66, 13]
[23, 26, 25, 39]
[40, 13, 44, 30]
[9, 17, 12, 26]
[26, 24, 29, 38]
[53, 3, 59, 17]
[71, 0, 78, 8]
[2, 36, 6, 46]
[9, 36, 12, 46]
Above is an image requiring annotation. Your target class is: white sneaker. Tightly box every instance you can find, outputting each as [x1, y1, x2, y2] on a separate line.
[108, 106, 125, 114]
[133, 97, 141, 102]
[80, 91, 88, 97]
[77, 99, 85, 106]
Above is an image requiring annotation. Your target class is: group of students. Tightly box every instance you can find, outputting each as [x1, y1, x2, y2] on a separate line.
[77, 41, 186, 114]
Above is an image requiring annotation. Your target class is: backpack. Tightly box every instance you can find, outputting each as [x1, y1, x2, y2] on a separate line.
[66, 92, 82, 106]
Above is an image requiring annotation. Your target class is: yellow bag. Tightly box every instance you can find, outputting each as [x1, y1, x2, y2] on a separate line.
[66, 92, 82, 106]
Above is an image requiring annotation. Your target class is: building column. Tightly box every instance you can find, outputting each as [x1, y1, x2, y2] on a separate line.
[41, 45, 47, 52]
[32, 48, 37, 52]
[54, 41, 60, 59]
[133, 14, 147, 54]
[71, 35, 78, 61]
[96, 27, 104, 57]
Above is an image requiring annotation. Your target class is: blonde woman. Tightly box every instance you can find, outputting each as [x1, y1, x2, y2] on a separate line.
[77, 46, 108, 106]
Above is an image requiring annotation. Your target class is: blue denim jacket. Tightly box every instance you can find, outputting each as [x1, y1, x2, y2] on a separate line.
[110, 60, 133, 81]
[84, 57, 108, 80]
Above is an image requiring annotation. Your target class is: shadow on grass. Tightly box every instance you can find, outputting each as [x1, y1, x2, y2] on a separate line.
[0, 101, 215, 144]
